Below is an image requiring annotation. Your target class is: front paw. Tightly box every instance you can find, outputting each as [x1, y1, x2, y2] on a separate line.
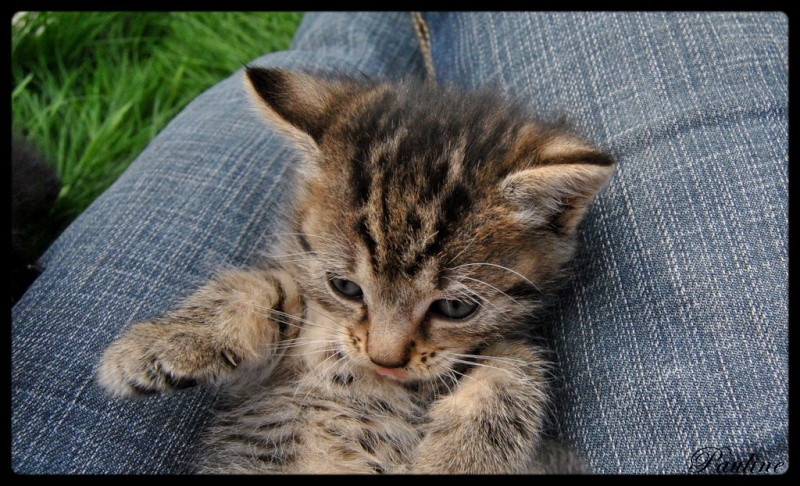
[411, 341, 549, 473]
[96, 322, 242, 398]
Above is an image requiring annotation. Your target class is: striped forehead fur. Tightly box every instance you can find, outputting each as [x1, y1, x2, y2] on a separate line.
[314, 79, 533, 277]
[246, 67, 614, 305]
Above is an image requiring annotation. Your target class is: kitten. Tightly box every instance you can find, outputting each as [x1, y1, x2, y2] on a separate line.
[97, 67, 614, 474]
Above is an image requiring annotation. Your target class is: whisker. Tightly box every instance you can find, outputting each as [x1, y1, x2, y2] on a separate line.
[301, 305, 352, 330]
[441, 278, 504, 314]
[437, 368, 454, 396]
[448, 352, 530, 367]
[294, 350, 348, 405]
[446, 235, 479, 265]
[250, 305, 350, 337]
[446, 357, 516, 377]
[448, 367, 493, 393]
[271, 338, 340, 353]
[450, 262, 542, 294]
[251, 310, 339, 337]
[281, 348, 341, 359]
[450, 275, 523, 307]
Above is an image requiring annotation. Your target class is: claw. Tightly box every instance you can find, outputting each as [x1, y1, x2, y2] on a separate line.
[221, 349, 242, 368]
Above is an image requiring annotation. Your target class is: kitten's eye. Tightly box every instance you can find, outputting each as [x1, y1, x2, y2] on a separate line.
[430, 299, 478, 320]
[330, 277, 364, 299]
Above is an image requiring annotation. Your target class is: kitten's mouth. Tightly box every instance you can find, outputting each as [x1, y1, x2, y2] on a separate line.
[374, 366, 408, 381]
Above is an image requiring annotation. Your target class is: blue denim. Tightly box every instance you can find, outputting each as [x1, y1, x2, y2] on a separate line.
[11, 12, 787, 474]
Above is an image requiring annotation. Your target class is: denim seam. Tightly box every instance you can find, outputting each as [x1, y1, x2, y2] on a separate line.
[412, 12, 436, 83]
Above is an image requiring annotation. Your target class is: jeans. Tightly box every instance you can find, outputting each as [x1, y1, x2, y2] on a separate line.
[11, 12, 787, 474]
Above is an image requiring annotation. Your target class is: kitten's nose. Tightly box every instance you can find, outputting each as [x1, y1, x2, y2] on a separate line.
[366, 313, 415, 370]
[369, 356, 408, 369]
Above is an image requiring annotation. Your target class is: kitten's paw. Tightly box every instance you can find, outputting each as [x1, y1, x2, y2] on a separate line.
[96, 267, 302, 398]
[96, 322, 243, 398]
[411, 341, 549, 473]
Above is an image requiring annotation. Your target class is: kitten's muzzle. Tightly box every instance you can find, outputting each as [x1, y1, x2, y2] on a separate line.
[369, 355, 409, 369]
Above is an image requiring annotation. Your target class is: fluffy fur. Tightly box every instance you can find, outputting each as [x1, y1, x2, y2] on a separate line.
[97, 68, 614, 474]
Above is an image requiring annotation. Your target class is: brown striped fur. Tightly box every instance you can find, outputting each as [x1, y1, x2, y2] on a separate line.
[97, 68, 614, 473]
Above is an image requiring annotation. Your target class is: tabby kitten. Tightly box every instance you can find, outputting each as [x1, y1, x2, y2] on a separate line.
[97, 67, 614, 474]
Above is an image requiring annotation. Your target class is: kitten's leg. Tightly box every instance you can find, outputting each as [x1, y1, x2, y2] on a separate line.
[97, 266, 302, 398]
[411, 340, 549, 474]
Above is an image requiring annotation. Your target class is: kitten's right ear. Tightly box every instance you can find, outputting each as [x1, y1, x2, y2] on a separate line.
[244, 67, 336, 155]
[501, 131, 615, 235]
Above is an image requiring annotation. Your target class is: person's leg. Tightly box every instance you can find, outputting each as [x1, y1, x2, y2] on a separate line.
[11, 12, 428, 474]
[423, 12, 788, 473]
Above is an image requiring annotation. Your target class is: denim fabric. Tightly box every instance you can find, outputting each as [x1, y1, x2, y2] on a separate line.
[11, 12, 787, 474]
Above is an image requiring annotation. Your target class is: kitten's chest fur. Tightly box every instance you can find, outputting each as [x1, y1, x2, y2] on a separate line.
[201, 313, 442, 474]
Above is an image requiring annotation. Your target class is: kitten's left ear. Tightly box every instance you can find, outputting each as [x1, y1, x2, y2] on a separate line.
[501, 131, 615, 234]
[244, 67, 339, 156]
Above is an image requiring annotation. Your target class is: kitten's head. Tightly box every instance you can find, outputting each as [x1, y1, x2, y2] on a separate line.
[246, 67, 614, 383]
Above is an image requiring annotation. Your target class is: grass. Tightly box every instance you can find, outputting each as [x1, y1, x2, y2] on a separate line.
[11, 11, 304, 247]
